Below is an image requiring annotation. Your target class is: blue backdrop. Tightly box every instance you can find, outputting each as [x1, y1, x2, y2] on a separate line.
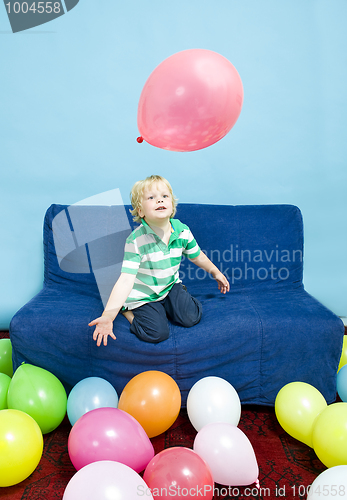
[1, 0, 346, 328]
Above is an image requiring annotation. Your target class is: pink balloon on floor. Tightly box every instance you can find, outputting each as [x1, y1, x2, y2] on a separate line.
[193, 422, 259, 486]
[63, 461, 154, 500]
[68, 407, 154, 472]
[137, 49, 243, 152]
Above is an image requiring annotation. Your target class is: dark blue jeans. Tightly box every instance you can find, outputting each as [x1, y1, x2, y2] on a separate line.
[130, 283, 202, 343]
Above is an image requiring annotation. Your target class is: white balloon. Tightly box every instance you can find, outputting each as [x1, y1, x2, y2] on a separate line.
[187, 376, 241, 431]
[63, 460, 153, 500]
[307, 466, 347, 500]
[193, 422, 258, 486]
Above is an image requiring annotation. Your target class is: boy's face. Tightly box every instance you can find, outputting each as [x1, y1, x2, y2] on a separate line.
[138, 181, 173, 224]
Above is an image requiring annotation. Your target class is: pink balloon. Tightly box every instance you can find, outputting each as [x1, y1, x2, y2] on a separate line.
[137, 49, 243, 152]
[63, 461, 154, 500]
[143, 447, 214, 499]
[68, 407, 154, 472]
[193, 422, 259, 486]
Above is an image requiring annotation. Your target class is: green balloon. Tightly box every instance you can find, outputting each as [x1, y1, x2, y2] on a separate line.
[0, 373, 11, 409]
[7, 363, 67, 434]
[0, 338, 13, 377]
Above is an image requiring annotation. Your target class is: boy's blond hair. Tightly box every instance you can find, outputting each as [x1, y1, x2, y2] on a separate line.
[130, 175, 178, 223]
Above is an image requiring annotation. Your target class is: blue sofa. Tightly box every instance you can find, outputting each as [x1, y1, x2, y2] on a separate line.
[10, 203, 344, 406]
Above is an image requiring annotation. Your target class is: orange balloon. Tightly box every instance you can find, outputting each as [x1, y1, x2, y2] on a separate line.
[118, 371, 181, 438]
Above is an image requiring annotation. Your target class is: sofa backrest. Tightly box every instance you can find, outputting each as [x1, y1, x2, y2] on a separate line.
[43, 203, 303, 299]
[176, 204, 303, 290]
[44, 204, 134, 302]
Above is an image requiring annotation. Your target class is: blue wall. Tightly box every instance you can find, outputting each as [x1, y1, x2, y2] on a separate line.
[1, 0, 346, 328]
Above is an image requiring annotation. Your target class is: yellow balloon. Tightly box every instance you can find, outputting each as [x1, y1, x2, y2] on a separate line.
[312, 402, 347, 468]
[0, 409, 43, 487]
[338, 336, 347, 372]
[275, 382, 327, 447]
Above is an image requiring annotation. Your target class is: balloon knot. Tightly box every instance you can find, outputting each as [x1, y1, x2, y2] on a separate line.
[255, 479, 260, 489]
[137, 136, 144, 143]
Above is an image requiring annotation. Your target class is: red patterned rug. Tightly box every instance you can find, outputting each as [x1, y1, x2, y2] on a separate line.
[1, 331, 327, 500]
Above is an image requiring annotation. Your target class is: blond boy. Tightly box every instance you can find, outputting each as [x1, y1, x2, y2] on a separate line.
[89, 175, 229, 346]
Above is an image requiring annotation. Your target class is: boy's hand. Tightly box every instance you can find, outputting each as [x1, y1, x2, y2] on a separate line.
[89, 315, 116, 347]
[190, 253, 230, 294]
[214, 272, 230, 294]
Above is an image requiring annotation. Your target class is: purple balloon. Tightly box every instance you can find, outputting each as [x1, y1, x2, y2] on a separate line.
[68, 407, 154, 472]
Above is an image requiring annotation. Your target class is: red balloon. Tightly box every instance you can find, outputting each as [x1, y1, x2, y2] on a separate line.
[137, 49, 243, 152]
[143, 447, 214, 499]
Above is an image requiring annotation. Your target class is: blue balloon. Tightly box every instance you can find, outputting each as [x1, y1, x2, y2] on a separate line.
[337, 365, 347, 402]
[67, 377, 118, 426]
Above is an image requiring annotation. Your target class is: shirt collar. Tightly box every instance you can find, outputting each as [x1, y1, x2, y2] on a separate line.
[141, 218, 182, 244]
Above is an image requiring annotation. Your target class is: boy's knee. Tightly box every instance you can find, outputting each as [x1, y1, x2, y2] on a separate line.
[139, 327, 170, 343]
[151, 327, 170, 343]
[179, 299, 203, 328]
[130, 320, 170, 343]
[180, 312, 202, 328]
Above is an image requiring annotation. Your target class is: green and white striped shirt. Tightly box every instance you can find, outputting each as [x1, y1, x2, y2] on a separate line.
[121, 218, 201, 310]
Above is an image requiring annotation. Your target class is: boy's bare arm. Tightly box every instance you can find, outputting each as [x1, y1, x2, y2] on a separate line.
[189, 252, 230, 294]
[89, 272, 136, 346]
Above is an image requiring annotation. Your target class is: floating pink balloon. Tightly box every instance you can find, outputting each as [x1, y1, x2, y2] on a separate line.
[68, 407, 154, 472]
[137, 49, 243, 152]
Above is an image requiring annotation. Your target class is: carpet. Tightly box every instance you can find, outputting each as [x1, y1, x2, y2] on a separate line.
[0, 330, 328, 499]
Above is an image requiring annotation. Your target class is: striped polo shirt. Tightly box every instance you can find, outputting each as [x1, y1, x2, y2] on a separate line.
[121, 218, 201, 310]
